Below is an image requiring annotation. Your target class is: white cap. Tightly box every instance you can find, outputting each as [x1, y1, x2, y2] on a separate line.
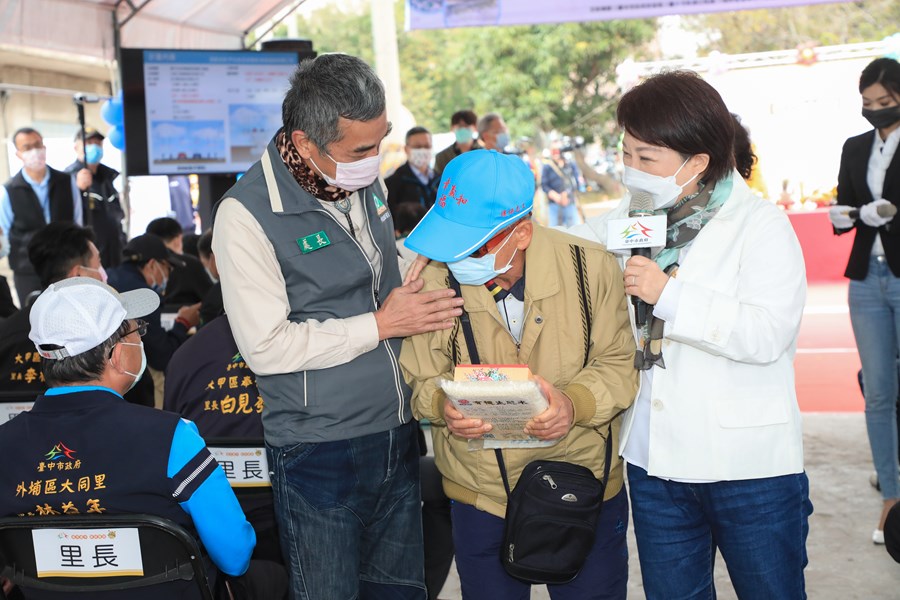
[29, 277, 160, 360]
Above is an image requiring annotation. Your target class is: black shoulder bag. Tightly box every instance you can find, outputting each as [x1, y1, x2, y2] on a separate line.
[448, 272, 612, 585]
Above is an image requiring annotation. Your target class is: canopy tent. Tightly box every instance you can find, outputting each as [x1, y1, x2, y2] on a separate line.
[0, 0, 304, 63]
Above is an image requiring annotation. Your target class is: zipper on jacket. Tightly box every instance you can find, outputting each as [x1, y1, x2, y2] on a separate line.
[312, 191, 405, 421]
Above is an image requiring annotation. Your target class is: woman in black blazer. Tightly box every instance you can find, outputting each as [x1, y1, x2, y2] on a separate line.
[830, 57, 900, 545]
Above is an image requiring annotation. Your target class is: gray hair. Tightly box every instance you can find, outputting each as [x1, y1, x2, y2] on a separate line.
[41, 321, 129, 387]
[477, 113, 503, 136]
[282, 53, 386, 151]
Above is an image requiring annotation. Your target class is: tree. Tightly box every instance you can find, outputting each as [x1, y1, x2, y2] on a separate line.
[285, 3, 656, 142]
[686, 1, 900, 55]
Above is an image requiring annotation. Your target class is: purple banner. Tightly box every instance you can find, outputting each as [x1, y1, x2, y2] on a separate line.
[406, 0, 850, 30]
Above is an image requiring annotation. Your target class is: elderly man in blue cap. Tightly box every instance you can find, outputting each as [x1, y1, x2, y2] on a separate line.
[399, 150, 638, 600]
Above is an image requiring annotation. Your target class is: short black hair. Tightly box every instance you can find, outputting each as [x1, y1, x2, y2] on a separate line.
[450, 110, 477, 128]
[146, 217, 184, 243]
[859, 57, 900, 97]
[28, 222, 96, 289]
[617, 71, 735, 185]
[182, 233, 200, 258]
[394, 203, 428, 237]
[12, 127, 41, 149]
[42, 321, 129, 387]
[406, 126, 430, 143]
[197, 229, 213, 260]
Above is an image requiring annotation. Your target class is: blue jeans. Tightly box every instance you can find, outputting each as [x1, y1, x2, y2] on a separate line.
[451, 488, 629, 600]
[627, 464, 812, 600]
[548, 201, 579, 228]
[267, 421, 426, 599]
[849, 255, 900, 499]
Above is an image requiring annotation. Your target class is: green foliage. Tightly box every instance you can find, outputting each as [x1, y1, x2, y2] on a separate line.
[286, 3, 656, 142]
[687, 1, 900, 55]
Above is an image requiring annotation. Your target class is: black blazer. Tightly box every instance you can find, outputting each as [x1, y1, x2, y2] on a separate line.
[836, 130, 900, 280]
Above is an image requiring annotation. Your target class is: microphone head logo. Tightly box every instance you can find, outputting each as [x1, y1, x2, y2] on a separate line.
[620, 221, 653, 245]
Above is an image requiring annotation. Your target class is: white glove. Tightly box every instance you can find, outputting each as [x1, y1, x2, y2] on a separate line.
[828, 205, 854, 229]
[859, 198, 895, 228]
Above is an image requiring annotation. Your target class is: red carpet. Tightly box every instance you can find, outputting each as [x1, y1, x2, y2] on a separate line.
[795, 285, 863, 413]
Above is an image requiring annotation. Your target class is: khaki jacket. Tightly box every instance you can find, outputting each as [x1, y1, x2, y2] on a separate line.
[400, 225, 638, 518]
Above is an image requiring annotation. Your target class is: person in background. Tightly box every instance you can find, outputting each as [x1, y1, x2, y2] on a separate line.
[1, 127, 82, 305]
[386, 126, 439, 219]
[146, 217, 212, 307]
[0, 227, 15, 318]
[67, 127, 126, 268]
[213, 53, 464, 599]
[541, 141, 583, 227]
[197, 229, 223, 325]
[828, 57, 900, 544]
[168, 175, 196, 233]
[401, 150, 637, 599]
[434, 110, 479, 179]
[0, 222, 103, 395]
[0, 277, 255, 599]
[163, 313, 283, 566]
[106, 233, 200, 407]
[569, 70, 810, 599]
[477, 113, 509, 153]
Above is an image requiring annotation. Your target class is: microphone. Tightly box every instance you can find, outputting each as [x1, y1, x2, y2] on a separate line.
[628, 191, 655, 326]
[848, 203, 897, 220]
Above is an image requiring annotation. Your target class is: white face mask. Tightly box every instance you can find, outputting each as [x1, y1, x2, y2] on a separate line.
[623, 158, 698, 210]
[21, 147, 47, 171]
[79, 264, 108, 284]
[309, 152, 382, 192]
[117, 341, 147, 392]
[408, 148, 432, 170]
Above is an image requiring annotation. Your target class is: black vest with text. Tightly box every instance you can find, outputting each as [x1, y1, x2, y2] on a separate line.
[0, 389, 188, 527]
[3, 168, 75, 275]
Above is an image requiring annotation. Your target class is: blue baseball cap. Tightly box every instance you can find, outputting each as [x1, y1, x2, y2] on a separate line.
[404, 150, 534, 263]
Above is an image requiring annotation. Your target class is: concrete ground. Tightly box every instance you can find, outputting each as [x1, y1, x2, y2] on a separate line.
[434, 413, 900, 599]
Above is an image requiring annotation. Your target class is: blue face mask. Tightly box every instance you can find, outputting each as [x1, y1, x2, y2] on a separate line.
[447, 228, 518, 286]
[455, 128, 473, 145]
[495, 132, 510, 150]
[85, 143, 103, 165]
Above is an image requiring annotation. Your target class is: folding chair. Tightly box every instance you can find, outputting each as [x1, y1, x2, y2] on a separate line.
[0, 391, 37, 424]
[0, 514, 214, 600]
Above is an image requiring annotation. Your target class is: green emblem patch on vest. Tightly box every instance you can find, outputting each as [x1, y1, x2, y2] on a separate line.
[297, 231, 331, 254]
[374, 194, 389, 216]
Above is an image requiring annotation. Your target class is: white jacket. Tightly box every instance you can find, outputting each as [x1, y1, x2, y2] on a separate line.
[569, 173, 806, 480]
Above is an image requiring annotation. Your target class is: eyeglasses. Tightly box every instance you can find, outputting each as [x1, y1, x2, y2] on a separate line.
[121, 319, 148, 339]
[471, 225, 517, 258]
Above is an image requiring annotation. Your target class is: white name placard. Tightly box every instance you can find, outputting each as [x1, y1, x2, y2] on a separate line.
[0, 401, 34, 423]
[32, 528, 143, 578]
[605, 215, 667, 252]
[208, 447, 270, 487]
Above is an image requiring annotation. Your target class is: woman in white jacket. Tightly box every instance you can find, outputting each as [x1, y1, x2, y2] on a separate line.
[570, 71, 811, 599]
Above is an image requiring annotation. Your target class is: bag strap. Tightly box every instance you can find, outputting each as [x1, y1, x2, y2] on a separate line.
[448, 274, 480, 364]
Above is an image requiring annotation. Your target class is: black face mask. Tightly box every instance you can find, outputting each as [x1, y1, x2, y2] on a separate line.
[862, 105, 900, 130]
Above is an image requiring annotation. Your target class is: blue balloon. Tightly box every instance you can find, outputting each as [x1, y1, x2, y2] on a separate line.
[108, 125, 125, 150]
[100, 98, 123, 127]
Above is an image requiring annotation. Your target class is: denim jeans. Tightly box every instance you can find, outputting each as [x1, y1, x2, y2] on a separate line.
[548, 201, 579, 228]
[451, 488, 629, 600]
[849, 255, 900, 499]
[627, 464, 812, 600]
[267, 421, 426, 600]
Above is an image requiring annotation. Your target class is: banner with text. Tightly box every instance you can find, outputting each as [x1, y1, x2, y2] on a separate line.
[406, 0, 849, 30]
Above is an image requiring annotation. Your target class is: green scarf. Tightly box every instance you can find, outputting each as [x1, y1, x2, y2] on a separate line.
[635, 174, 734, 370]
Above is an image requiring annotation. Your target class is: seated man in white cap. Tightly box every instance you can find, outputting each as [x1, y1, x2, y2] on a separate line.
[0, 277, 256, 599]
[399, 150, 638, 599]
